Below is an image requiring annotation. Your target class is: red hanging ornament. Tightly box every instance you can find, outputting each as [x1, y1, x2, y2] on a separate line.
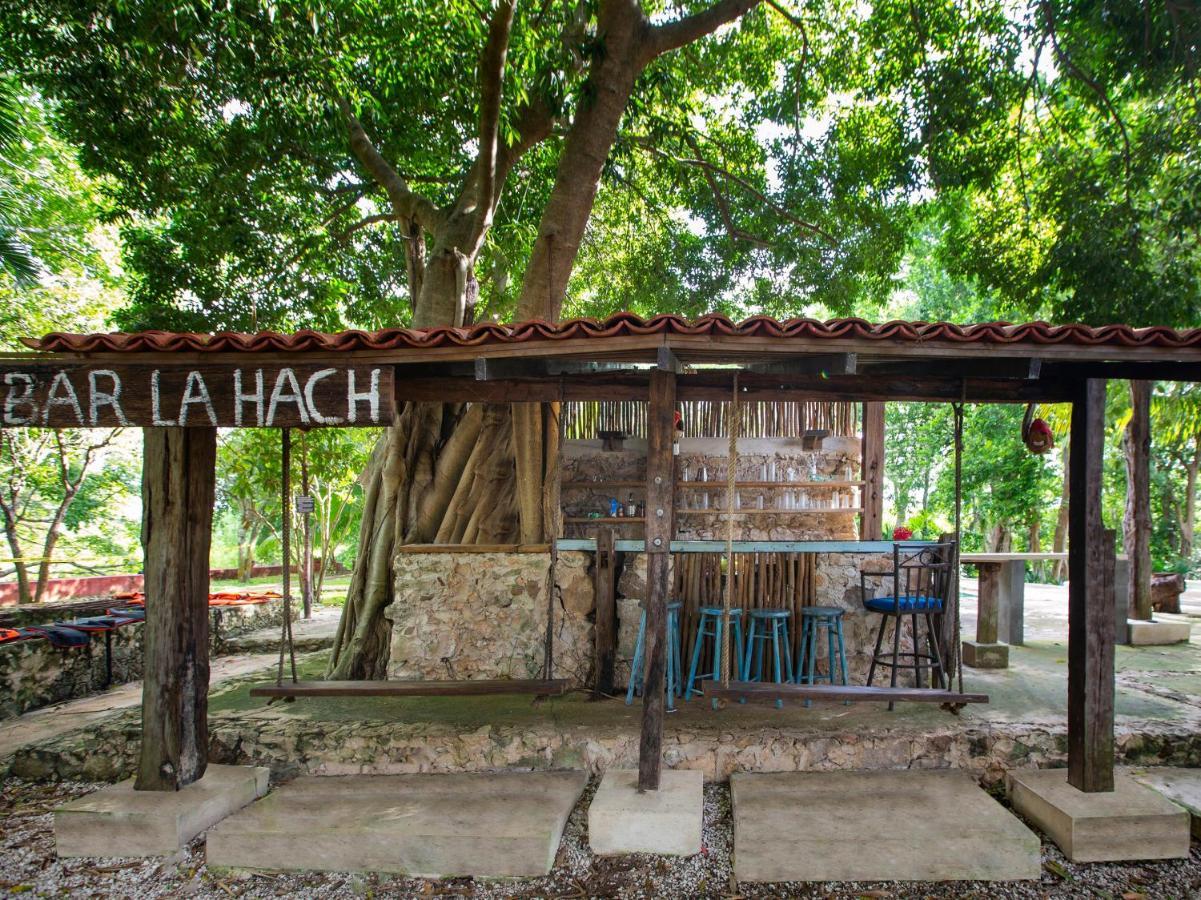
[1022, 404, 1054, 454]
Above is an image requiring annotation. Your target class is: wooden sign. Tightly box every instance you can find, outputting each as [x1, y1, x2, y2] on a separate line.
[295, 494, 316, 514]
[0, 364, 395, 429]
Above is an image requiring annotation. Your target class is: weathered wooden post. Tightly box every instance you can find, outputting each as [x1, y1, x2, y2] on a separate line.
[1067, 378, 1115, 793]
[136, 426, 217, 791]
[1124, 380, 1152, 621]
[594, 528, 617, 697]
[638, 370, 677, 792]
[860, 401, 884, 540]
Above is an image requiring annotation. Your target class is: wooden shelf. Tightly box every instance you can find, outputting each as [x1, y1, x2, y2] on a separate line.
[562, 480, 644, 489]
[564, 516, 645, 525]
[676, 508, 863, 516]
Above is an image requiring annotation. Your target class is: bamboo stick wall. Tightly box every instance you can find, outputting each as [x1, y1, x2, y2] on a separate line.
[562, 400, 858, 440]
[671, 552, 821, 681]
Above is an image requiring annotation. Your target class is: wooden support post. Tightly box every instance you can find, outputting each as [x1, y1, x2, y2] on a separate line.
[976, 564, 1001, 644]
[594, 528, 617, 697]
[1068, 379, 1116, 793]
[136, 426, 216, 791]
[860, 402, 884, 540]
[1124, 380, 1153, 621]
[638, 370, 677, 792]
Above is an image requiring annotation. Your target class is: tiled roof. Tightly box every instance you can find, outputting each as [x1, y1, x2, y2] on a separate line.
[23, 312, 1201, 354]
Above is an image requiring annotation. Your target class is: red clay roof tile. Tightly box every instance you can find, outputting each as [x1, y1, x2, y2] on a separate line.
[21, 312, 1201, 354]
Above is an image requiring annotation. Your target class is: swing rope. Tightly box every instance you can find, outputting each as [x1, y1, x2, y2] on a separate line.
[720, 373, 740, 687]
[542, 386, 565, 681]
[952, 393, 965, 696]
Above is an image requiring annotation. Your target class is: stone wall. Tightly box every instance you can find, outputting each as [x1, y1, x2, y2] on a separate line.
[0, 597, 282, 720]
[386, 551, 595, 688]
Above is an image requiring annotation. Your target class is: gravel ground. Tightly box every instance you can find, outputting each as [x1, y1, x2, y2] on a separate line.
[2, 777, 1200, 899]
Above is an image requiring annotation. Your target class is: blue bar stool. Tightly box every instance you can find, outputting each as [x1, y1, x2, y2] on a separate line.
[626, 600, 683, 709]
[796, 606, 850, 707]
[742, 608, 793, 708]
[683, 606, 744, 703]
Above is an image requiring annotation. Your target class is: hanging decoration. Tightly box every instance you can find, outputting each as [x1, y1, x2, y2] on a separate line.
[1022, 403, 1054, 454]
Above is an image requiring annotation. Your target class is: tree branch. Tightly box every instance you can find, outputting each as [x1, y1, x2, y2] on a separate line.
[338, 99, 445, 233]
[646, 0, 762, 60]
[477, 0, 518, 223]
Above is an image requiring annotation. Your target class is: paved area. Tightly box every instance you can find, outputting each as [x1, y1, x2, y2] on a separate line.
[0, 605, 340, 764]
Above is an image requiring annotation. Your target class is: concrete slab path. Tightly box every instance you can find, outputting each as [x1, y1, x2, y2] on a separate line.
[207, 771, 587, 878]
[731, 770, 1041, 882]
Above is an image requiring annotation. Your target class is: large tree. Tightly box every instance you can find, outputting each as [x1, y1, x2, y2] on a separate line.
[3, 0, 1029, 674]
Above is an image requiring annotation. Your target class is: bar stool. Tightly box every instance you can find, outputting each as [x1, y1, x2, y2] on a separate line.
[626, 601, 684, 709]
[796, 606, 850, 707]
[742, 608, 793, 708]
[683, 606, 744, 703]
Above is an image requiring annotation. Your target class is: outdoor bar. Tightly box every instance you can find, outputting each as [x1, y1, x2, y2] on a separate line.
[5, 312, 1201, 876]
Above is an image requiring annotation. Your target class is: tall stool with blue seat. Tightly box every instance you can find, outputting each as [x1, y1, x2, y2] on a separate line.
[626, 600, 684, 709]
[684, 606, 744, 706]
[742, 608, 793, 708]
[796, 606, 850, 706]
[860, 541, 955, 710]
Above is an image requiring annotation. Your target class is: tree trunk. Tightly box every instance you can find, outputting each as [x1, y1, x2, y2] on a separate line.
[136, 427, 216, 791]
[1123, 380, 1152, 620]
[1183, 438, 1200, 560]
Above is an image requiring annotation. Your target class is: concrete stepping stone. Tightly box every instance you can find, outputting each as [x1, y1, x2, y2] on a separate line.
[207, 771, 587, 877]
[55, 764, 269, 858]
[1010, 767, 1191, 862]
[732, 770, 1040, 882]
[588, 769, 702, 856]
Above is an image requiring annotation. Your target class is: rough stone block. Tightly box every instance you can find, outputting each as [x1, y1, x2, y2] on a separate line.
[1008, 768, 1190, 862]
[208, 771, 587, 877]
[1127, 619, 1191, 646]
[55, 765, 270, 858]
[732, 770, 1040, 882]
[588, 769, 703, 856]
[962, 639, 1009, 668]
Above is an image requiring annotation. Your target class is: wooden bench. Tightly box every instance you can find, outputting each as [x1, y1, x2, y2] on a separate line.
[248, 679, 570, 699]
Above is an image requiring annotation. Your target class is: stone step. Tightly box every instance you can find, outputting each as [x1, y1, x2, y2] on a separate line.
[207, 771, 587, 878]
[55, 765, 269, 858]
[732, 770, 1041, 882]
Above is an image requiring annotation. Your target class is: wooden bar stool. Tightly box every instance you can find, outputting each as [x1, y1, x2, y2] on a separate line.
[684, 606, 744, 701]
[626, 601, 684, 709]
[742, 608, 793, 708]
[796, 606, 850, 707]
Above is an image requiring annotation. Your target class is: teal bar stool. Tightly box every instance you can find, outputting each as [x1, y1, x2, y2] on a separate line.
[742, 608, 793, 708]
[626, 601, 683, 709]
[796, 606, 850, 708]
[683, 606, 744, 704]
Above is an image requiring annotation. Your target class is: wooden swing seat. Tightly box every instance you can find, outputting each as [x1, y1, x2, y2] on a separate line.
[700, 680, 988, 705]
[248, 678, 570, 699]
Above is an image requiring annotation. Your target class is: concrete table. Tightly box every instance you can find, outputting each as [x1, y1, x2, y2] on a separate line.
[961, 553, 1066, 668]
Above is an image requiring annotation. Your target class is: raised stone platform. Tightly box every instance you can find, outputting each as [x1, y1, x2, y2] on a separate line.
[207, 771, 587, 877]
[589, 769, 702, 856]
[1008, 768, 1190, 862]
[962, 639, 1009, 668]
[55, 764, 269, 858]
[1127, 619, 1191, 646]
[731, 770, 1040, 882]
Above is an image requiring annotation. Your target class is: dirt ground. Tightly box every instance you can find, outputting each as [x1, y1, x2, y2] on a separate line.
[3, 777, 1199, 899]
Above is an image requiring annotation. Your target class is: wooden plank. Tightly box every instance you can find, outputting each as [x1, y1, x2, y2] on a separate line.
[136, 426, 216, 791]
[394, 543, 552, 554]
[861, 402, 884, 539]
[590, 539, 934, 553]
[1124, 380, 1153, 620]
[594, 529, 617, 697]
[700, 681, 988, 704]
[961, 552, 1067, 562]
[1068, 379, 1116, 793]
[249, 679, 570, 698]
[638, 369, 676, 792]
[0, 364, 394, 428]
